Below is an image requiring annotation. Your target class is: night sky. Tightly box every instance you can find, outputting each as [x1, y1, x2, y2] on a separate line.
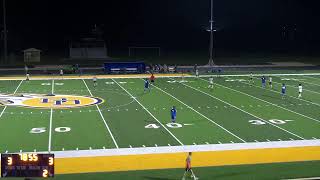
[1, 0, 320, 53]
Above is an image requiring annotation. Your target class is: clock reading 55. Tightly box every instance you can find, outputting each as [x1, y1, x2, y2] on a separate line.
[19, 154, 38, 162]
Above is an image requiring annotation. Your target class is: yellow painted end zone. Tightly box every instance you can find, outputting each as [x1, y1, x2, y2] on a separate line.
[56, 146, 320, 174]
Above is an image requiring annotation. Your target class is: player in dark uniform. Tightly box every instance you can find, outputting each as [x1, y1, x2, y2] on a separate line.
[170, 106, 177, 123]
[144, 78, 150, 93]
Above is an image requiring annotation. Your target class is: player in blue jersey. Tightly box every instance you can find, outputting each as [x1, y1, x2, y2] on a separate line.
[144, 78, 150, 92]
[281, 83, 286, 99]
[170, 106, 177, 123]
[261, 76, 266, 88]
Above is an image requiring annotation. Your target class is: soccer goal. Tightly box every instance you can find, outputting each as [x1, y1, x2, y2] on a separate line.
[128, 46, 161, 57]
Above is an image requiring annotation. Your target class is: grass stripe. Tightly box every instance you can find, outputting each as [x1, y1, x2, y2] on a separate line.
[149, 79, 246, 143]
[172, 78, 305, 140]
[206, 77, 320, 124]
[82, 79, 119, 149]
[112, 78, 184, 145]
[249, 77, 320, 107]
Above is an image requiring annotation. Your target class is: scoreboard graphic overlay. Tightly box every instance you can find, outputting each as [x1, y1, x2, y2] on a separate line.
[1, 153, 54, 178]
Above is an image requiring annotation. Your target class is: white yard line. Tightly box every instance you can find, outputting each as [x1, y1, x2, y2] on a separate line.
[170, 78, 305, 140]
[247, 77, 320, 107]
[48, 79, 54, 152]
[82, 79, 119, 149]
[148, 79, 246, 143]
[112, 78, 184, 145]
[273, 76, 320, 95]
[201, 78, 320, 124]
[0, 80, 23, 120]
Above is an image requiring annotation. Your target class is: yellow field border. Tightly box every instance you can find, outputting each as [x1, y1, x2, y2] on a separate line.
[55, 146, 320, 174]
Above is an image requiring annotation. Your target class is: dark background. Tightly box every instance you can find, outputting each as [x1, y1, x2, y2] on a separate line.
[1, 0, 320, 64]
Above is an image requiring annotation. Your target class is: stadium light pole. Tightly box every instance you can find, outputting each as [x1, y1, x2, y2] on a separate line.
[2, 0, 8, 63]
[207, 0, 215, 66]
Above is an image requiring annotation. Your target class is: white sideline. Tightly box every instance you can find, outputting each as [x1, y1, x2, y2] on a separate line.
[28, 139, 320, 158]
[0, 73, 319, 81]
[283, 177, 320, 180]
[82, 79, 119, 149]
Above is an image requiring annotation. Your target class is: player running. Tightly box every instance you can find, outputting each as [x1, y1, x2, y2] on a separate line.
[208, 76, 214, 89]
[93, 76, 97, 87]
[281, 83, 286, 99]
[182, 152, 198, 180]
[195, 69, 199, 78]
[261, 76, 266, 88]
[170, 106, 177, 123]
[144, 78, 150, 93]
[298, 83, 303, 98]
[150, 73, 155, 84]
[269, 76, 273, 88]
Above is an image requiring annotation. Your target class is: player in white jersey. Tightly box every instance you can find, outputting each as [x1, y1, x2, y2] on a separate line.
[269, 77, 272, 88]
[195, 69, 199, 78]
[298, 84, 303, 98]
[93, 76, 97, 87]
[26, 73, 30, 81]
[249, 73, 254, 84]
[208, 77, 214, 89]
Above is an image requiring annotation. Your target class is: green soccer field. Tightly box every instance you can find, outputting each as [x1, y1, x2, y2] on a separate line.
[0, 73, 320, 153]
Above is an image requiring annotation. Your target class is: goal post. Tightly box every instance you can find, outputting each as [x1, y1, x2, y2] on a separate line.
[128, 47, 161, 57]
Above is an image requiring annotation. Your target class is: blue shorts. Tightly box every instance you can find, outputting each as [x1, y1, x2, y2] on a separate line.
[171, 116, 176, 120]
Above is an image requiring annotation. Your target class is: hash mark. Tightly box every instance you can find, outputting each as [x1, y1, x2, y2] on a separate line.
[312, 137, 317, 140]
[155, 144, 158, 147]
[266, 139, 270, 142]
[168, 144, 171, 146]
[193, 143, 197, 145]
[254, 140, 259, 142]
[142, 145, 146, 147]
[89, 147, 92, 150]
[76, 148, 79, 151]
[103, 146, 106, 149]
[290, 138, 295, 141]
[205, 142, 209, 144]
[129, 145, 132, 148]
[230, 141, 234, 143]
[278, 139, 282, 141]
[62, 148, 65, 151]
[218, 141, 222, 144]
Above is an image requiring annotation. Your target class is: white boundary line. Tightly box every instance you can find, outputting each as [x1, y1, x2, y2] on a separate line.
[112, 78, 184, 145]
[48, 79, 54, 152]
[204, 77, 320, 124]
[29, 139, 320, 158]
[169, 77, 305, 140]
[282, 177, 320, 180]
[147, 79, 246, 143]
[0, 80, 23, 121]
[82, 79, 119, 149]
